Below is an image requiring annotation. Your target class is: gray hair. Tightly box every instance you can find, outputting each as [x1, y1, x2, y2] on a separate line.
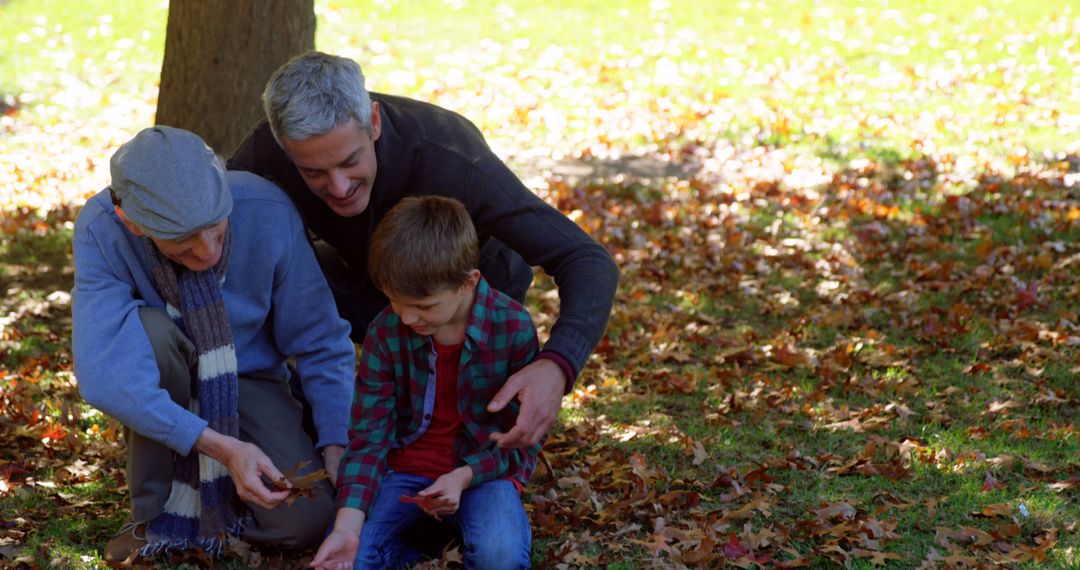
[262, 51, 373, 144]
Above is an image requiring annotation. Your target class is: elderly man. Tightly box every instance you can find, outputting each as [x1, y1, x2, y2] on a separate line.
[72, 126, 356, 563]
[230, 51, 619, 451]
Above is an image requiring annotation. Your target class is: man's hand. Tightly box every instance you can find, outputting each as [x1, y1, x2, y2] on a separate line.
[487, 358, 566, 448]
[321, 445, 345, 487]
[417, 466, 472, 516]
[194, 429, 291, 510]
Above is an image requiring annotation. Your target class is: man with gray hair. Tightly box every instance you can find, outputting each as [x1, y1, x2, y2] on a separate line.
[230, 51, 618, 454]
[72, 126, 356, 563]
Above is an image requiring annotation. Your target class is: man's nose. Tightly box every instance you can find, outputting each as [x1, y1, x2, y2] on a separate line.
[328, 170, 350, 198]
[192, 231, 221, 263]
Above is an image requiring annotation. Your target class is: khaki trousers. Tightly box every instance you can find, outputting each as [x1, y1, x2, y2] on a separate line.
[126, 306, 334, 549]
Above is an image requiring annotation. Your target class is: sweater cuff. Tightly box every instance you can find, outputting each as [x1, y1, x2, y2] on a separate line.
[537, 350, 576, 395]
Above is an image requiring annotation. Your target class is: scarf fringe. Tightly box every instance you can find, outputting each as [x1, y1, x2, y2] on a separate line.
[139, 520, 244, 560]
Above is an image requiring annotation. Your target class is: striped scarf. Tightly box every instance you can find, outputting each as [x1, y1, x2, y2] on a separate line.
[141, 227, 242, 558]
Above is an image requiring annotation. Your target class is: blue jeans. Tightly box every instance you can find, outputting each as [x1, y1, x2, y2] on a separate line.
[354, 471, 531, 569]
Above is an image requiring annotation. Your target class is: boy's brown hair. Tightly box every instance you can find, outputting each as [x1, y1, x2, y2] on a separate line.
[369, 195, 479, 298]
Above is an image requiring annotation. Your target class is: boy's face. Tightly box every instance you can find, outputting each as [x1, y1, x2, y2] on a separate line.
[385, 271, 480, 339]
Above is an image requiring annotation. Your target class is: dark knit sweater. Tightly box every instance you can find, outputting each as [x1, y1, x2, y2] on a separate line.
[229, 93, 618, 379]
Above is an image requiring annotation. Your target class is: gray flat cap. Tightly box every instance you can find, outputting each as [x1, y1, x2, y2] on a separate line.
[110, 126, 232, 240]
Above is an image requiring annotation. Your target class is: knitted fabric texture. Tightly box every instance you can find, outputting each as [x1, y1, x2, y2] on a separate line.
[141, 227, 241, 558]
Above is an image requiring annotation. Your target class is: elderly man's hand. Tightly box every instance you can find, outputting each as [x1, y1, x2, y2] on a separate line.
[487, 358, 566, 448]
[194, 429, 292, 510]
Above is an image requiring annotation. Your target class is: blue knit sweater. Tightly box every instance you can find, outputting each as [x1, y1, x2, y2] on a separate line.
[72, 171, 355, 454]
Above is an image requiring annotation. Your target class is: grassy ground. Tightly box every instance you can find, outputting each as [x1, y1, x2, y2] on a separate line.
[1, 0, 1077, 568]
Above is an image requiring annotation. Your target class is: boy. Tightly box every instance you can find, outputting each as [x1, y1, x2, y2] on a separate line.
[311, 196, 540, 569]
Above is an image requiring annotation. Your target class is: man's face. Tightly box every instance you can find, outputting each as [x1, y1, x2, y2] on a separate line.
[281, 107, 381, 218]
[147, 220, 229, 272]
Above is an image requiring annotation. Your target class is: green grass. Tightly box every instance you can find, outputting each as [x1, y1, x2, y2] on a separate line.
[319, 0, 1078, 154]
[2, 0, 1075, 218]
[0, 0, 166, 115]
[2, 0, 1078, 568]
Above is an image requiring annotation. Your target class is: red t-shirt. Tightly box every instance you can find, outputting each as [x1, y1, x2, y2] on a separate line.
[387, 341, 463, 479]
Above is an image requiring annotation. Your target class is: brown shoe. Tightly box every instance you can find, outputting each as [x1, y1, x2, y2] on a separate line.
[104, 521, 148, 566]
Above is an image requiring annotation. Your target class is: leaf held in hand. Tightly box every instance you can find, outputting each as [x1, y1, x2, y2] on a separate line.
[400, 494, 455, 521]
[272, 460, 330, 506]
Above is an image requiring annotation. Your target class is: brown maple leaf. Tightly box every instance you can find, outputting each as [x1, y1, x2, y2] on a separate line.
[270, 460, 330, 506]
[814, 502, 857, 523]
[1014, 280, 1040, 311]
[981, 471, 1006, 492]
[722, 532, 750, 559]
[972, 502, 1012, 518]
[633, 531, 675, 557]
[679, 534, 717, 565]
[853, 548, 903, 566]
[400, 493, 455, 521]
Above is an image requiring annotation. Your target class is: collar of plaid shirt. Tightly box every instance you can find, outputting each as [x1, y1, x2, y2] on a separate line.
[405, 276, 499, 353]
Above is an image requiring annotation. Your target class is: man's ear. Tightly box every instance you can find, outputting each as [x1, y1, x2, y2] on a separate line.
[115, 206, 145, 237]
[370, 101, 382, 142]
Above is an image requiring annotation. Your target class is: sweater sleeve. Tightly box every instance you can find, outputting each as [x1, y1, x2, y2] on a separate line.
[71, 207, 207, 455]
[268, 203, 356, 449]
[460, 155, 619, 378]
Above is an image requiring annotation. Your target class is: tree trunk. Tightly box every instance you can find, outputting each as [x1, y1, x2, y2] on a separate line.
[155, 0, 315, 155]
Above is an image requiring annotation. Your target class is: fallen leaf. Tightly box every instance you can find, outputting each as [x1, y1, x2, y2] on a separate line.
[722, 532, 750, 559]
[972, 502, 1012, 518]
[853, 548, 903, 565]
[982, 471, 1006, 492]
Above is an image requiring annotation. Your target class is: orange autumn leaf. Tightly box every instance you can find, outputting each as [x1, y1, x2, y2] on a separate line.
[400, 494, 455, 521]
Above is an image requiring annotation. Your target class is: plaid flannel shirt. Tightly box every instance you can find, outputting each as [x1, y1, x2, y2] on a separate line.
[337, 277, 540, 513]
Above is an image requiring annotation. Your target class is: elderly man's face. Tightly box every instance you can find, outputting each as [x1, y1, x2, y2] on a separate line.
[282, 106, 381, 218]
[148, 220, 229, 272]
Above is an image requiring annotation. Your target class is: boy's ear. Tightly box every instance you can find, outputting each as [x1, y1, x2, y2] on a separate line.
[115, 206, 146, 237]
[461, 269, 481, 291]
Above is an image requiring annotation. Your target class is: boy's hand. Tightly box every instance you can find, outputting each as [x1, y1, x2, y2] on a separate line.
[417, 466, 472, 516]
[310, 508, 365, 569]
[488, 359, 565, 448]
[309, 529, 359, 570]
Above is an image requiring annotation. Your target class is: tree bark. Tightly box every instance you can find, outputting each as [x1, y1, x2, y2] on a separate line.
[155, 0, 315, 155]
